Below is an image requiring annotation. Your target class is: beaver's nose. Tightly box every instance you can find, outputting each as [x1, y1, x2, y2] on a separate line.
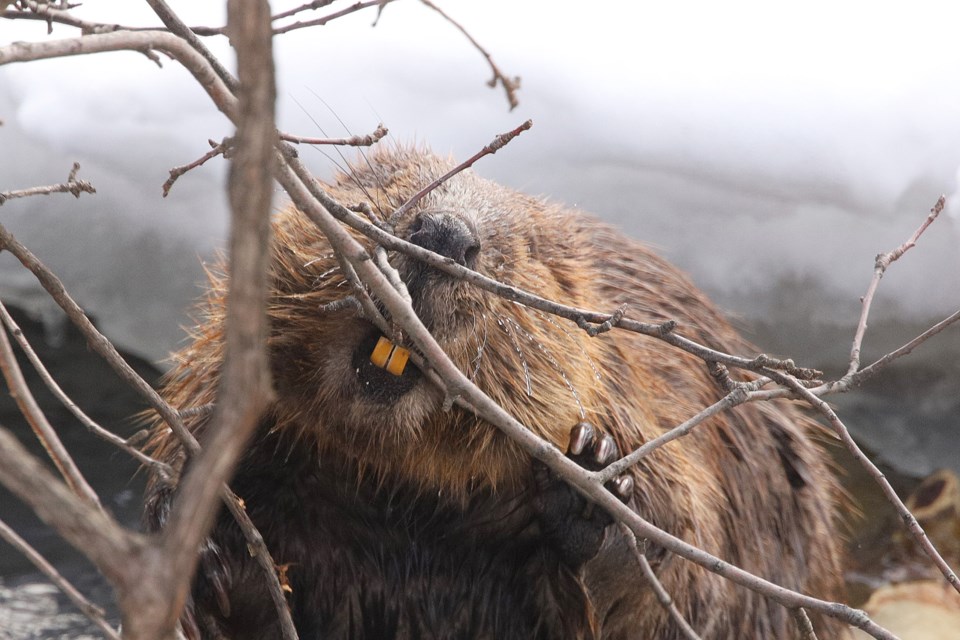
[408, 212, 481, 269]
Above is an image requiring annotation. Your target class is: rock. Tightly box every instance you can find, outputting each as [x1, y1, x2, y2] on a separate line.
[852, 580, 960, 640]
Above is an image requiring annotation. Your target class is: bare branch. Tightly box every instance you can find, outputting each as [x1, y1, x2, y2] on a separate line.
[155, 3, 290, 639]
[220, 490, 298, 640]
[0, 517, 122, 640]
[5, 0, 126, 35]
[793, 607, 820, 640]
[3, 5, 225, 36]
[577, 303, 630, 337]
[281, 122, 388, 147]
[0, 313, 102, 507]
[0, 161, 95, 205]
[0, 300, 172, 479]
[418, 0, 521, 110]
[387, 119, 532, 226]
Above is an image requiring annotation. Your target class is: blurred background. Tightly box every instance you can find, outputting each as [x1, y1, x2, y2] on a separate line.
[1, 1, 959, 636]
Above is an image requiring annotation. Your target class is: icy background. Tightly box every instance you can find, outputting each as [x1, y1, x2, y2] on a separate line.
[0, 0, 958, 469]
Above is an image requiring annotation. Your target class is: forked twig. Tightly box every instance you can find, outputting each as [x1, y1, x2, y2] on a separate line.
[845, 196, 945, 377]
[0, 162, 95, 205]
[387, 119, 532, 226]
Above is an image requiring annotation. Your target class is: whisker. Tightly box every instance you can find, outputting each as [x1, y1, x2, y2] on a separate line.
[535, 309, 603, 382]
[307, 89, 387, 217]
[496, 315, 532, 397]
[502, 314, 586, 418]
[469, 311, 489, 381]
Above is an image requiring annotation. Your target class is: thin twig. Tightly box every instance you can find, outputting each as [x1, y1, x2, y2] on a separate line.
[0, 318, 102, 507]
[281, 122, 387, 147]
[271, 0, 336, 22]
[418, 0, 521, 110]
[0, 300, 172, 479]
[163, 138, 232, 197]
[577, 304, 630, 337]
[2, 7, 225, 36]
[846, 196, 945, 377]
[0, 162, 95, 205]
[620, 523, 703, 640]
[387, 119, 532, 226]
[0, 517, 122, 640]
[598, 387, 749, 484]
[852, 308, 960, 385]
[273, 0, 401, 35]
[220, 490, 295, 639]
[11, 0, 138, 35]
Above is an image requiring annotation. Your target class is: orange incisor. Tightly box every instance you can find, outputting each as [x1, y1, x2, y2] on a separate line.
[370, 336, 410, 376]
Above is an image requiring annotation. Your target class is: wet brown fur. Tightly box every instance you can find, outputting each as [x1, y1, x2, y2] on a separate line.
[147, 145, 845, 639]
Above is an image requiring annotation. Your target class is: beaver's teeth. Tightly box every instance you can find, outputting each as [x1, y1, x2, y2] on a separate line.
[370, 336, 393, 369]
[369, 336, 410, 376]
[385, 345, 410, 376]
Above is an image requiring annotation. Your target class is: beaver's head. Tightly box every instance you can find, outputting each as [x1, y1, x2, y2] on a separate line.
[256, 146, 631, 494]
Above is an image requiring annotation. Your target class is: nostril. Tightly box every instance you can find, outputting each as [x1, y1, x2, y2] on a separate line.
[409, 212, 481, 269]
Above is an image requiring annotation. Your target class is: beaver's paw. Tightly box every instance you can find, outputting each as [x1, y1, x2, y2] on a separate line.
[533, 422, 634, 568]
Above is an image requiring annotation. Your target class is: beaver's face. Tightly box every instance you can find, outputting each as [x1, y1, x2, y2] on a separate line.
[268, 156, 609, 475]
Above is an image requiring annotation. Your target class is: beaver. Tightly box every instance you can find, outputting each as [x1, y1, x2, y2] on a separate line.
[144, 145, 846, 639]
